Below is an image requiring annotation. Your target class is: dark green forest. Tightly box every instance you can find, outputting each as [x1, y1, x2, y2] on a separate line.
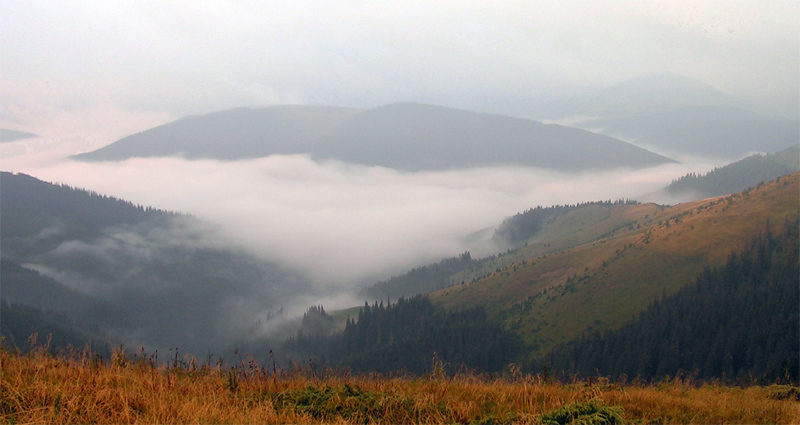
[285, 296, 522, 375]
[543, 217, 799, 384]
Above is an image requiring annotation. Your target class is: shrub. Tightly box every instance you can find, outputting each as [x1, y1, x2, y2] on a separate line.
[539, 401, 625, 425]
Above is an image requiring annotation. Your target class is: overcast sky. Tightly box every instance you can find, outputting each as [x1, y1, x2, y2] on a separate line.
[2, 1, 798, 144]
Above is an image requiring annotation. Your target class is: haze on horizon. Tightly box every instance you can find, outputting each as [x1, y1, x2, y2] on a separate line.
[2, 1, 798, 144]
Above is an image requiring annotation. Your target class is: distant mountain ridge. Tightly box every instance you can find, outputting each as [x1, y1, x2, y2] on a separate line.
[74, 105, 360, 161]
[529, 73, 739, 121]
[526, 74, 798, 160]
[0, 129, 39, 143]
[580, 105, 799, 160]
[74, 103, 674, 172]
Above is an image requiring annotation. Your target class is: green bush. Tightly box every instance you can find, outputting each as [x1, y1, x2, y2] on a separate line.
[539, 401, 625, 425]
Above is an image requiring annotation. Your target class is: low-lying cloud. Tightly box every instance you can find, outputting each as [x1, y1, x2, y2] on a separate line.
[2, 137, 719, 294]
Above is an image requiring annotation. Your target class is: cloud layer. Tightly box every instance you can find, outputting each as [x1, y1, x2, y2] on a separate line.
[2, 138, 717, 290]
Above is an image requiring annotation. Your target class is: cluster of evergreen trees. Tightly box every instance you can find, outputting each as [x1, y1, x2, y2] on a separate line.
[285, 296, 521, 375]
[544, 217, 799, 383]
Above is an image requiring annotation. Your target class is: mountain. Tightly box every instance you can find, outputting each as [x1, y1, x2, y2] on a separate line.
[0, 172, 310, 355]
[663, 145, 800, 201]
[73, 105, 360, 161]
[529, 73, 738, 121]
[73, 103, 674, 172]
[580, 106, 799, 160]
[311, 103, 673, 171]
[430, 172, 800, 360]
[0, 129, 39, 143]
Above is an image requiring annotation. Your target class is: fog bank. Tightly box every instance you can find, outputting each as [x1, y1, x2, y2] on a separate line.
[1, 138, 716, 291]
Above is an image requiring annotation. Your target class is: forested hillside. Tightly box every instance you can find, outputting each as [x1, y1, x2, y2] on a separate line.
[0, 257, 113, 352]
[545, 217, 799, 383]
[0, 172, 309, 356]
[1, 172, 176, 257]
[0, 301, 110, 356]
[665, 145, 799, 200]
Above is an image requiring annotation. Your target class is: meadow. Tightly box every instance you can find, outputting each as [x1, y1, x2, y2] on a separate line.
[2, 340, 797, 424]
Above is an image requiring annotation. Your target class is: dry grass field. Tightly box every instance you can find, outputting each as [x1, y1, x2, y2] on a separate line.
[2, 342, 798, 424]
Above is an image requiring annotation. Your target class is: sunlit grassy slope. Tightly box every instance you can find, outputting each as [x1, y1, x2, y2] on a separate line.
[432, 172, 800, 359]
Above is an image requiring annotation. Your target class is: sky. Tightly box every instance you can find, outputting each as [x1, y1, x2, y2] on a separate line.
[0, 1, 797, 305]
[2, 1, 798, 143]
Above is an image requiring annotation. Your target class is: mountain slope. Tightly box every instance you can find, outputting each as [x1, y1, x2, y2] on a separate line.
[74, 105, 360, 161]
[1, 301, 109, 355]
[431, 172, 800, 359]
[313, 103, 673, 171]
[663, 145, 800, 201]
[581, 106, 799, 160]
[74, 103, 674, 172]
[0, 129, 39, 143]
[0, 172, 310, 355]
[361, 200, 643, 301]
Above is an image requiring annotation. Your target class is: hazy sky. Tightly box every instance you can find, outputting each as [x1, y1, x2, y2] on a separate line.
[2, 1, 798, 144]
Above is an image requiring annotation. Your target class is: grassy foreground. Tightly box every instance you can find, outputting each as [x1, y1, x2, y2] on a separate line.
[2, 344, 798, 424]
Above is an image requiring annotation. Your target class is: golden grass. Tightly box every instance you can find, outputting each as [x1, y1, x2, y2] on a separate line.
[2, 346, 797, 424]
